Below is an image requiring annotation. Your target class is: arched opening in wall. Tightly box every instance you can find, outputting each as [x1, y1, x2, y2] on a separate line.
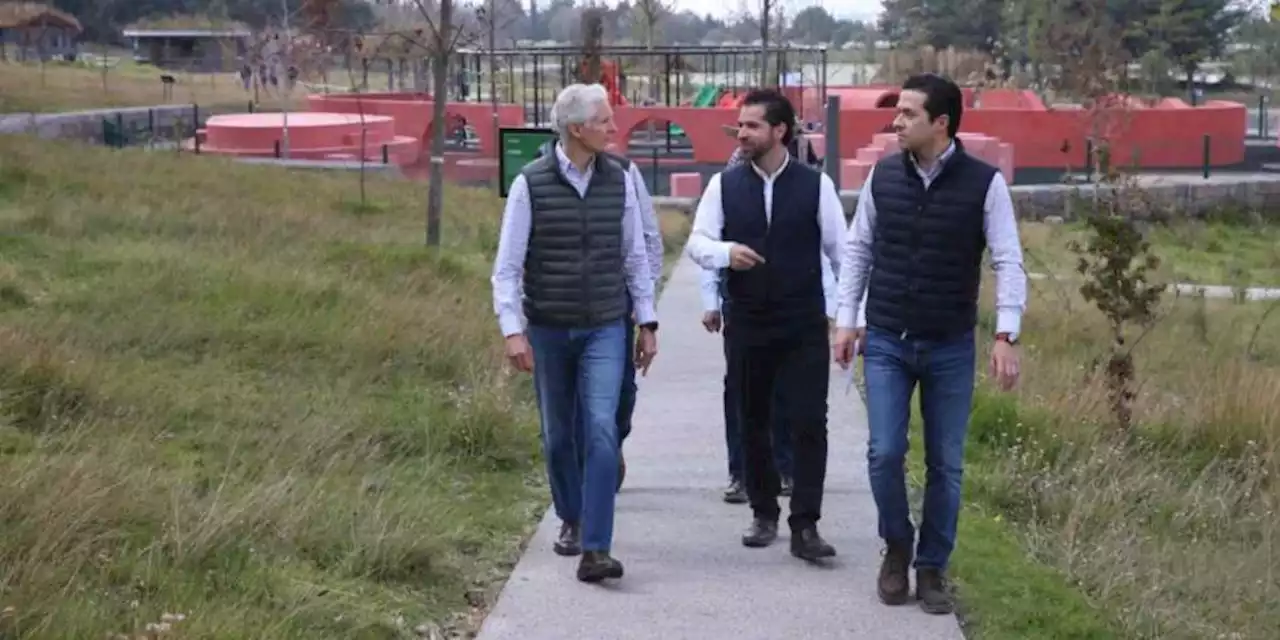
[876, 92, 900, 109]
[422, 113, 479, 153]
[624, 116, 696, 163]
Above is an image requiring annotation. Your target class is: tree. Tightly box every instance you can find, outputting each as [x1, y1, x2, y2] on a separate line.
[378, 0, 478, 247]
[631, 0, 669, 100]
[578, 6, 605, 83]
[1147, 0, 1247, 95]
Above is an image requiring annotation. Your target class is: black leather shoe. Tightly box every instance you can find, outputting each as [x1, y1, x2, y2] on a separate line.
[616, 453, 626, 493]
[790, 526, 837, 561]
[577, 551, 624, 583]
[779, 475, 794, 497]
[553, 521, 581, 556]
[741, 518, 779, 548]
[723, 478, 747, 504]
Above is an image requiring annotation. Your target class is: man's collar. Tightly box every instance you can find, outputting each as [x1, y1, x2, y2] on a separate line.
[750, 149, 790, 181]
[555, 141, 594, 174]
[909, 139, 957, 175]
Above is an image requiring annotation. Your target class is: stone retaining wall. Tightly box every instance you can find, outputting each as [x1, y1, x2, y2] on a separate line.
[0, 104, 241, 145]
[654, 174, 1280, 221]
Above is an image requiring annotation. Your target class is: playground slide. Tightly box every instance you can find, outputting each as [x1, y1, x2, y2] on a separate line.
[671, 85, 724, 137]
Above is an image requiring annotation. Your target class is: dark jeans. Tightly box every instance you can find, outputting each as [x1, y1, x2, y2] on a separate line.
[727, 317, 830, 531]
[723, 326, 793, 482]
[863, 326, 976, 570]
[528, 319, 627, 552]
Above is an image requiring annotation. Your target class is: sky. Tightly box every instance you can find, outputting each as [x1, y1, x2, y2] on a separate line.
[665, 0, 883, 22]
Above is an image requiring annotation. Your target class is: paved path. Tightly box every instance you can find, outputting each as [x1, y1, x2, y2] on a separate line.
[477, 257, 965, 640]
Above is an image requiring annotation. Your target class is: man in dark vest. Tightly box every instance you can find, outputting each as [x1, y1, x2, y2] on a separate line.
[831, 73, 1027, 615]
[686, 89, 846, 562]
[491, 83, 660, 583]
[531, 137, 665, 493]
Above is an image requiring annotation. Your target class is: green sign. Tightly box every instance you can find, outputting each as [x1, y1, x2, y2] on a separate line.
[498, 127, 556, 197]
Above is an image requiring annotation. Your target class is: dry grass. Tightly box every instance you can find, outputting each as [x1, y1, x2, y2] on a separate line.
[1021, 218, 1280, 286]
[0, 60, 306, 113]
[956, 249, 1280, 638]
[0, 134, 556, 638]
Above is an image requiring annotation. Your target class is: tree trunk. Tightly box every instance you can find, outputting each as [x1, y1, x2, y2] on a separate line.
[425, 0, 454, 247]
[488, 0, 499, 188]
[759, 3, 771, 87]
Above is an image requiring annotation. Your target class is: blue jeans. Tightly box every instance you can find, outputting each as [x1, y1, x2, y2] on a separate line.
[528, 319, 627, 552]
[863, 326, 976, 570]
[723, 334, 793, 481]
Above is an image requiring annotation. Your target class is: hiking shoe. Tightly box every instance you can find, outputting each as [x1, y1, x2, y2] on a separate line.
[916, 568, 955, 615]
[877, 540, 913, 605]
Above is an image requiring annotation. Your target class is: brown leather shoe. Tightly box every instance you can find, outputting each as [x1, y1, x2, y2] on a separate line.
[916, 568, 955, 614]
[877, 540, 913, 605]
[553, 521, 581, 556]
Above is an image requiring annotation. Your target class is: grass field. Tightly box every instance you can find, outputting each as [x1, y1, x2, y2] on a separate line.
[0, 133, 690, 638]
[0, 59, 306, 113]
[1021, 217, 1280, 286]
[930, 231, 1280, 638]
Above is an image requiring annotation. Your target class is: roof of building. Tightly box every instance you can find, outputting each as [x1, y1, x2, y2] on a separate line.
[0, 2, 83, 32]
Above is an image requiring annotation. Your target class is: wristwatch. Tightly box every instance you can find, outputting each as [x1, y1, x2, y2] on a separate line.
[995, 332, 1019, 346]
[639, 322, 659, 332]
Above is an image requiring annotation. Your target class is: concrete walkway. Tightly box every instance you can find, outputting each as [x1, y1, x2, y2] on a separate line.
[478, 257, 964, 640]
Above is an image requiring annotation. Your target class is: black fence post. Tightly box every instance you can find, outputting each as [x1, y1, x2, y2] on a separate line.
[650, 147, 658, 196]
[824, 95, 841, 192]
[115, 113, 124, 148]
[382, 144, 389, 164]
[1084, 138, 1094, 182]
[274, 140, 281, 158]
[1202, 134, 1211, 179]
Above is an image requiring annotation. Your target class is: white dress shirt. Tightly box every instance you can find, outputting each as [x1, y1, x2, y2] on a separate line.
[833, 142, 1027, 337]
[685, 154, 846, 296]
[491, 143, 658, 338]
[628, 161, 665, 288]
[699, 258, 863, 324]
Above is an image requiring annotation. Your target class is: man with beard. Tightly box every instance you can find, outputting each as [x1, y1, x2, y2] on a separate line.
[686, 89, 845, 561]
[832, 73, 1026, 614]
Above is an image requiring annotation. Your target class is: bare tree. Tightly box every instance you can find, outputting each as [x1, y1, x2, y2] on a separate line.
[632, 0, 668, 98]
[758, 0, 776, 86]
[578, 6, 605, 84]
[393, 0, 480, 247]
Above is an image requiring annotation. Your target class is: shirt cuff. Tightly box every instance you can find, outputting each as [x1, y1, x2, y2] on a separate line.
[498, 313, 525, 338]
[996, 309, 1022, 338]
[712, 242, 734, 269]
[634, 300, 658, 326]
[835, 305, 858, 329]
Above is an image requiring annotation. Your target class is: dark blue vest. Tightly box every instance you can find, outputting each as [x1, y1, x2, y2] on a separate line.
[719, 160, 825, 332]
[866, 140, 998, 338]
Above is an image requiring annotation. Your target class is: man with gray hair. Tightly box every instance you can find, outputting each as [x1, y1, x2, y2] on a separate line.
[491, 83, 659, 583]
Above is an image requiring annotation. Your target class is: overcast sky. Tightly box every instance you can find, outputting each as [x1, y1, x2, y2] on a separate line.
[664, 0, 883, 22]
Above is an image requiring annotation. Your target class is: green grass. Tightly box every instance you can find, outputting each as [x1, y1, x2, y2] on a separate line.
[901, 397, 1126, 639]
[1020, 218, 1280, 286]
[911, 261, 1280, 638]
[0, 133, 552, 638]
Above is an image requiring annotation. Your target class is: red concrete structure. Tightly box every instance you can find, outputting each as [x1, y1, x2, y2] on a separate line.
[192, 86, 1244, 183]
[191, 113, 420, 164]
[307, 93, 527, 159]
[841, 132, 1015, 189]
[798, 87, 1245, 170]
